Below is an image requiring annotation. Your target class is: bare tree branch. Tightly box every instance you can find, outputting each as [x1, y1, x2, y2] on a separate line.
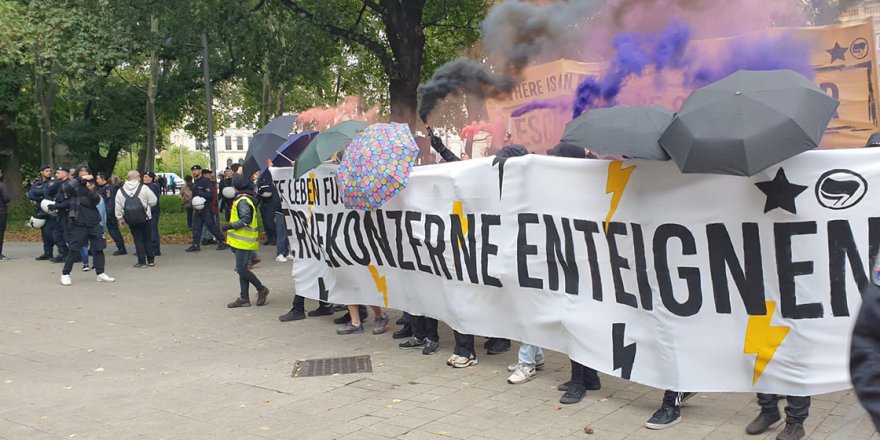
[277, 0, 391, 66]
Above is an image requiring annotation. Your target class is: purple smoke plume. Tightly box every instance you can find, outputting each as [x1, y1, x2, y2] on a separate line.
[686, 34, 815, 86]
[510, 98, 572, 117]
[572, 20, 691, 118]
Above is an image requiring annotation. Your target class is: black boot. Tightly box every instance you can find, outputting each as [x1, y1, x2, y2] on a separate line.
[393, 325, 413, 339]
[307, 304, 333, 317]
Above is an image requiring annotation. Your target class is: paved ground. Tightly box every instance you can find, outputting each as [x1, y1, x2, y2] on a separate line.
[0, 242, 877, 440]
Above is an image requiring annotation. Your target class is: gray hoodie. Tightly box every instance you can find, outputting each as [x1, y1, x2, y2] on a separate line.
[115, 180, 158, 221]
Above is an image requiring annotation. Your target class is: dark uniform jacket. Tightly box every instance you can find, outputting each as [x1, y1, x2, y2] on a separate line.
[851, 282, 880, 430]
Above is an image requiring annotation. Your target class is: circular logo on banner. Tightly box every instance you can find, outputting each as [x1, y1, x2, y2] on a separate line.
[815, 169, 868, 210]
[850, 37, 869, 59]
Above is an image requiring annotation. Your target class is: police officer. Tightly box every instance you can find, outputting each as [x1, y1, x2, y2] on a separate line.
[28, 164, 56, 260]
[142, 172, 162, 256]
[222, 174, 268, 308]
[47, 166, 72, 263]
[256, 169, 276, 246]
[186, 165, 227, 252]
[96, 174, 127, 256]
[59, 165, 115, 286]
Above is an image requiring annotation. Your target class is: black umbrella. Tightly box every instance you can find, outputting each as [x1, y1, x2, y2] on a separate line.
[561, 105, 673, 160]
[659, 70, 839, 176]
[243, 115, 297, 175]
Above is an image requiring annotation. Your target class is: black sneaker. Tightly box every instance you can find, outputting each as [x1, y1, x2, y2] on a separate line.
[185, 245, 200, 252]
[332, 304, 347, 312]
[486, 338, 511, 355]
[333, 312, 352, 325]
[557, 380, 571, 392]
[0, 255, 7, 262]
[395, 317, 406, 325]
[147, 261, 155, 267]
[645, 405, 682, 430]
[133, 263, 148, 269]
[557, 379, 600, 392]
[279, 309, 306, 322]
[399, 337, 426, 349]
[307, 306, 333, 317]
[216, 243, 228, 251]
[392, 326, 413, 340]
[746, 411, 782, 435]
[559, 384, 587, 404]
[422, 340, 440, 356]
[50, 256, 65, 263]
[776, 422, 805, 440]
[35, 254, 52, 261]
[112, 249, 127, 256]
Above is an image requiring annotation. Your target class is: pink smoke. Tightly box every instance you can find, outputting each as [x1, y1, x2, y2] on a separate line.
[297, 96, 381, 131]
[459, 117, 507, 145]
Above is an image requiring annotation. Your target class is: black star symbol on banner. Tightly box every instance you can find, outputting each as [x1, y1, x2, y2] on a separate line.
[827, 42, 848, 63]
[612, 323, 636, 380]
[492, 156, 510, 198]
[755, 168, 808, 214]
[318, 277, 329, 302]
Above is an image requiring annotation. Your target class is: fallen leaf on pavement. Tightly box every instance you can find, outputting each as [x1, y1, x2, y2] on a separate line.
[584, 426, 594, 434]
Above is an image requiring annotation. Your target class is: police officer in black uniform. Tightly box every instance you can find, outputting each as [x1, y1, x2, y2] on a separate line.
[28, 164, 55, 260]
[96, 174, 127, 255]
[47, 166, 72, 263]
[186, 165, 227, 252]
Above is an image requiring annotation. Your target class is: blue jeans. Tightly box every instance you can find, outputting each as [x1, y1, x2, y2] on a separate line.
[275, 211, 289, 256]
[517, 343, 544, 368]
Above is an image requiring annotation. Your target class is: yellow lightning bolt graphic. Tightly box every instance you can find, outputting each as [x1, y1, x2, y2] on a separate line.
[368, 265, 388, 308]
[744, 301, 790, 386]
[452, 200, 468, 248]
[605, 160, 635, 233]
[307, 172, 317, 220]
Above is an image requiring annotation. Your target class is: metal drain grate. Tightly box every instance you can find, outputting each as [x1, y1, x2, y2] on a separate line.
[292, 355, 372, 377]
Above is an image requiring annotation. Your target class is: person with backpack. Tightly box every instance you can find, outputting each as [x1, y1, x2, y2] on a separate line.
[115, 170, 158, 268]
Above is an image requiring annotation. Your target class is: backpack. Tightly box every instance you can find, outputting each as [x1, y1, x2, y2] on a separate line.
[121, 184, 149, 225]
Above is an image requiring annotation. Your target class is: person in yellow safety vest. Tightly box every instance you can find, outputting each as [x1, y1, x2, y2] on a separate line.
[221, 174, 269, 308]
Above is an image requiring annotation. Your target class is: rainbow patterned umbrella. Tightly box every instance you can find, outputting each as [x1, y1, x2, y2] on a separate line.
[338, 122, 420, 210]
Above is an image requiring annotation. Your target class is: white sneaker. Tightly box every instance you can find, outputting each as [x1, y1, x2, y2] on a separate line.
[285, 255, 294, 261]
[96, 273, 115, 283]
[508, 361, 545, 372]
[60, 274, 72, 286]
[507, 364, 536, 384]
[275, 254, 287, 263]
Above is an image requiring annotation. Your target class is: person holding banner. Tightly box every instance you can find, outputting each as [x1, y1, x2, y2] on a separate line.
[851, 280, 880, 430]
[221, 175, 269, 308]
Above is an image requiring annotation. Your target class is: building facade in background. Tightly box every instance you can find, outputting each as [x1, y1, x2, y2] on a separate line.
[169, 126, 256, 171]
[840, 1, 880, 51]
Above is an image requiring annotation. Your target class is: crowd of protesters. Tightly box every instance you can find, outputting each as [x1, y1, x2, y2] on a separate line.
[8, 132, 880, 440]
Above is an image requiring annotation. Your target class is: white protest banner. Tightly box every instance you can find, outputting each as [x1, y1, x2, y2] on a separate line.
[272, 149, 875, 394]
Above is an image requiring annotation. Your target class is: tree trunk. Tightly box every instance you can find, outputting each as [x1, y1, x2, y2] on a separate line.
[380, 0, 425, 129]
[34, 61, 60, 168]
[88, 143, 124, 176]
[274, 83, 286, 116]
[139, 15, 160, 173]
[260, 55, 271, 126]
[0, 113, 23, 203]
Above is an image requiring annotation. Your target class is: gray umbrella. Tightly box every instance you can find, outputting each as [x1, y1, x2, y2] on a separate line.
[244, 115, 297, 175]
[659, 69, 839, 176]
[561, 105, 673, 160]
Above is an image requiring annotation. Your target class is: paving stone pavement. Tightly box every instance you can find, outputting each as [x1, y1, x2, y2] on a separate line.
[0, 242, 877, 440]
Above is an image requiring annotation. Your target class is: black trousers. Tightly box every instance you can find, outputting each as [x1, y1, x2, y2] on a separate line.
[53, 216, 70, 257]
[186, 207, 193, 229]
[106, 215, 126, 252]
[758, 394, 811, 423]
[453, 331, 476, 358]
[0, 212, 7, 256]
[149, 212, 160, 254]
[570, 360, 600, 388]
[40, 217, 56, 256]
[234, 248, 264, 300]
[129, 222, 154, 264]
[63, 223, 106, 275]
[291, 294, 330, 311]
[412, 316, 439, 342]
[192, 208, 223, 246]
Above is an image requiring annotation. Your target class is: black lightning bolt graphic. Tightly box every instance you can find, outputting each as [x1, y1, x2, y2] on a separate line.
[493, 156, 510, 198]
[318, 278, 329, 302]
[612, 323, 636, 380]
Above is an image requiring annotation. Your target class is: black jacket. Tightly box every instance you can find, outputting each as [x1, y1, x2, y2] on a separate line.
[63, 177, 101, 226]
[193, 176, 215, 203]
[852, 282, 880, 430]
[0, 181, 9, 215]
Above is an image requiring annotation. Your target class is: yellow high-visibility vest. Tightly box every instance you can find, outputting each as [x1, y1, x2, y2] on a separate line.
[227, 196, 259, 250]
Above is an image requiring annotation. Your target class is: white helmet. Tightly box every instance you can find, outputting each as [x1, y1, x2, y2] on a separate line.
[40, 199, 57, 216]
[28, 217, 46, 229]
[260, 190, 273, 198]
[221, 186, 236, 199]
[192, 196, 207, 210]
